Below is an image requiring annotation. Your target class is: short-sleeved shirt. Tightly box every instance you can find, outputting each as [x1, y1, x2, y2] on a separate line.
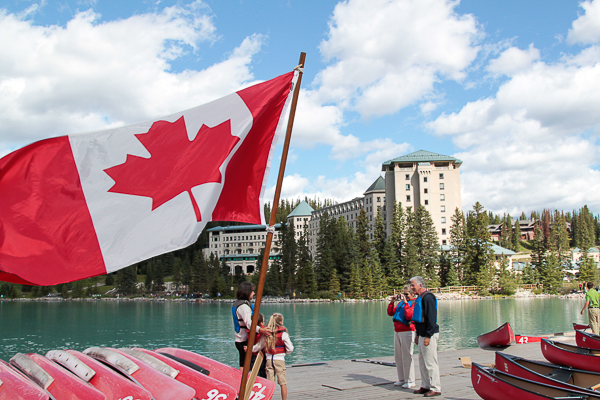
[586, 288, 600, 308]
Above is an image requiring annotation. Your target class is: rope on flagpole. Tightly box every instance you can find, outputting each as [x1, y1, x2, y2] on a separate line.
[265, 225, 276, 234]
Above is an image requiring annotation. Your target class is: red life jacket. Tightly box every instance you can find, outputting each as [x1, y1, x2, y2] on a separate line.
[272, 327, 287, 354]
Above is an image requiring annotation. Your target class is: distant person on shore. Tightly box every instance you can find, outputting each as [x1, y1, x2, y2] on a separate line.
[410, 276, 441, 398]
[232, 282, 270, 370]
[581, 281, 600, 335]
[265, 313, 294, 400]
[387, 284, 416, 389]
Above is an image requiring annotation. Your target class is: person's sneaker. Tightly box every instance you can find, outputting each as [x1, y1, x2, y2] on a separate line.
[414, 387, 430, 394]
[424, 390, 442, 397]
[402, 382, 416, 389]
[393, 381, 405, 386]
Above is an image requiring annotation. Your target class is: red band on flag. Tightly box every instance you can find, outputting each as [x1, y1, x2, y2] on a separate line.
[0, 137, 106, 285]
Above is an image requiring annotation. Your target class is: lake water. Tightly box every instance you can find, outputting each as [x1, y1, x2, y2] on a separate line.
[0, 298, 587, 366]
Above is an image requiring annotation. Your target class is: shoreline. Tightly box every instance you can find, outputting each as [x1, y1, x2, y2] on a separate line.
[0, 290, 585, 302]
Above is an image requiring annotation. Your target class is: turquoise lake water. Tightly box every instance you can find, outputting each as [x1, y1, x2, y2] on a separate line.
[0, 298, 587, 367]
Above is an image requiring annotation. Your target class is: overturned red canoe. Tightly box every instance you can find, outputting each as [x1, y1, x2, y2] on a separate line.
[541, 339, 600, 373]
[472, 362, 600, 400]
[477, 322, 516, 348]
[515, 335, 547, 344]
[46, 349, 153, 400]
[0, 359, 49, 400]
[576, 330, 600, 350]
[495, 351, 600, 394]
[155, 347, 276, 400]
[83, 347, 195, 400]
[9, 353, 106, 400]
[124, 348, 238, 400]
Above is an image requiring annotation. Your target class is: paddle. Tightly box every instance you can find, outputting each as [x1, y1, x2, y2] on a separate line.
[591, 382, 600, 390]
[459, 357, 495, 369]
[243, 352, 264, 400]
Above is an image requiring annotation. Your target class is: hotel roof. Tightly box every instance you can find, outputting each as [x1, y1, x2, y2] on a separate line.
[382, 150, 463, 166]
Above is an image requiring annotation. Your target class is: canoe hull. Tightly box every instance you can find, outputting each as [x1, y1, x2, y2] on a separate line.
[575, 329, 600, 350]
[477, 322, 516, 348]
[541, 338, 600, 373]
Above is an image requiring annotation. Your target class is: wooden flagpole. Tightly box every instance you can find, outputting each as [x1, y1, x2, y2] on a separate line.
[238, 52, 306, 400]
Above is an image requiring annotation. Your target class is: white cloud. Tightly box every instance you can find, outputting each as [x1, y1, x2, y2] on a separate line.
[568, 0, 600, 45]
[0, 4, 263, 147]
[428, 41, 600, 213]
[486, 44, 540, 76]
[315, 0, 480, 118]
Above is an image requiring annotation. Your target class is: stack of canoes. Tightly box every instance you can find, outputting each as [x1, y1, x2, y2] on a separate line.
[472, 325, 600, 399]
[0, 347, 275, 400]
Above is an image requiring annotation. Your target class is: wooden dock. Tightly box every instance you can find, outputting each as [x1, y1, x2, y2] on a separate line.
[272, 334, 576, 400]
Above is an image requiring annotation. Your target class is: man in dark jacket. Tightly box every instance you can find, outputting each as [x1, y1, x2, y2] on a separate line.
[410, 276, 441, 397]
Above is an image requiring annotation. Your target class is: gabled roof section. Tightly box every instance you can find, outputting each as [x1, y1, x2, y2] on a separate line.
[382, 150, 463, 166]
[364, 176, 385, 194]
[287, 200, 315, 218]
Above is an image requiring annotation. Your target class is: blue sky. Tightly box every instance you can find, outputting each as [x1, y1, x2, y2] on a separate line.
[0, 0, 599, 216]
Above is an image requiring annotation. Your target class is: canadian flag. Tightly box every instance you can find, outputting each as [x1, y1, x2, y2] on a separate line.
[0, 71, 297, 286]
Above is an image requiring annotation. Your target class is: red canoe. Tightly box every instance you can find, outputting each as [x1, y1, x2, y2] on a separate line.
[515, 335, 547, 344]
[576, 330, 600, 350]
[541, 339, 600, 373]
[9, 353, 106, 400]
[83, 347, 195, 400]
[0, 359, 49, 400]
[574, 323, 590, 331]
[495, 351, 600, 393]
[46, 349, 153, 400]
[155, 347, 276, 400]
[472, 362, 600, 400]
[125, 348, 238, 400]
[477, 322, 516, 348]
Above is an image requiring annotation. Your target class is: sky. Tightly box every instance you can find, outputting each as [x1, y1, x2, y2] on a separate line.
[0, 0, 599, 217]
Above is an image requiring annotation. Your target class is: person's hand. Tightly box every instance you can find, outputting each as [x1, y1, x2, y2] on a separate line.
[243, 346, 248, 352]
[424, 337, 430, 347]
[259, 326, 272, 336]
[581, 309, 584, 315]
[415, 336, 419, 345]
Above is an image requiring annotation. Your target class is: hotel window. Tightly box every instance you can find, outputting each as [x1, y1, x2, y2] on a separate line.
[424, 200, 429, 205]
[377, 197, 381, 202]
[424, 188, 428, 194]
[439, 173, 444, 179]
[441, 217, 446, 224]
[442, 240, 447, 245]
[440, 183, 445, 190]
[441, 205, 446, 212]
[442, 228, 446, 235]
[406, 195, 411, 202]
[440, 194, 445, 201]
[405, 174, 410, 180]
[424, 177, 428, 183]
[406, 184, 410, 190]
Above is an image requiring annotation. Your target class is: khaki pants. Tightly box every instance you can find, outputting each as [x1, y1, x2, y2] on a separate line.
[394, 330, 415, 384]
[418, 333, 441, 392]
[589, 308, 600, 335]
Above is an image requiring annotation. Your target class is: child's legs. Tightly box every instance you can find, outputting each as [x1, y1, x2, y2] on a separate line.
[280, 384, 287, 400]
[266, 358, 276, 382]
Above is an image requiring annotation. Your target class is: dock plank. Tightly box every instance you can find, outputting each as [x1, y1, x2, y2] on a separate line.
[270, 336, 575, 399]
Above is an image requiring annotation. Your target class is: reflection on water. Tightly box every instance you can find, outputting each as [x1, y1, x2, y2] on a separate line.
[0, 298, 586, 366]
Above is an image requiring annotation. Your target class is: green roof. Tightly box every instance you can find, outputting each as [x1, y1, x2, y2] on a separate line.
[287, 200, 315, 218]
[382, 150, 463, 166]
[364, 176, 385, 194]
[207, 223, 282, 232]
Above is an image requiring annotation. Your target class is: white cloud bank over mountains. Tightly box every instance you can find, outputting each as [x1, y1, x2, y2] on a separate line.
[0, 0, 598, 214]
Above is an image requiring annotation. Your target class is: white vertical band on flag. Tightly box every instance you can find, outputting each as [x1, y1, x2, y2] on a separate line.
[70, 94, 252, 273]
[258, 70, 300, 225]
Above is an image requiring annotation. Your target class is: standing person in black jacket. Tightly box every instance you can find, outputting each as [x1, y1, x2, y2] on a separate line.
[410, 276, 441, 397]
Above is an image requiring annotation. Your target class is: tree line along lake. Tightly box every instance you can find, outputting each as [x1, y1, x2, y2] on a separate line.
[0, 297, 587, 366]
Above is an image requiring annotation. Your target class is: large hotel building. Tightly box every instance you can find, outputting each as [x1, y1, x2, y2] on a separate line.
[204, 150, 462, 271]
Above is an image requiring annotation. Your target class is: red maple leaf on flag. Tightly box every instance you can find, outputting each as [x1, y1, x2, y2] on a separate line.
[104, 116, 239, 222]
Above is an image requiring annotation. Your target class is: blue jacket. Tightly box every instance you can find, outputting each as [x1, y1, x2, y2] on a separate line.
[392, 300, 414, 325]
[232, 299, 254, 333]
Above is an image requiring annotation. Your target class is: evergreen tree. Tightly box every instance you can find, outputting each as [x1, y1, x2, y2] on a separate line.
[405, 205, 439, 287]
[521, 263, 537, 284]
[449, 208, 467, 282]
[496, 256, 517, 295]
[315, 212, 335, 290]
[500, 214, 511, 250]
[280, 222, 298, 296]
[578, 249, 598, 284]
[171, 257, 182, 292]
[464, 202, 494, 289]
[373, 208, 386, 263]
[329, 269, 341, 298]
[388, 201, 407, 285]
[531, 225, 546, 284]
[105, 274, 115, 286]
[153, 259, 165, 292]
[369, 248, 384, 296]
[550, 211, 570, 267]
[349, 263, 362, 296]
[544, 253, 563, 294]
[520, 212, 528, 220]
[180, 255, 192, 293]
[356, 208, 371, 259]
[72, 281, 84, 298]
[117, 265, 138, 295]
[511, 219, 522, 251]
[145, 264, 154, 293]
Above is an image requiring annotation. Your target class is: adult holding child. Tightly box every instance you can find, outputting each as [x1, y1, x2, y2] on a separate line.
[232, 282, 271, 370]
[411, 276, 441, 398]
[387, 284, 416, 389]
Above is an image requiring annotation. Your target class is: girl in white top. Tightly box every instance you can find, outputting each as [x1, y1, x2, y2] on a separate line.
[264, 313, 294, 400]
